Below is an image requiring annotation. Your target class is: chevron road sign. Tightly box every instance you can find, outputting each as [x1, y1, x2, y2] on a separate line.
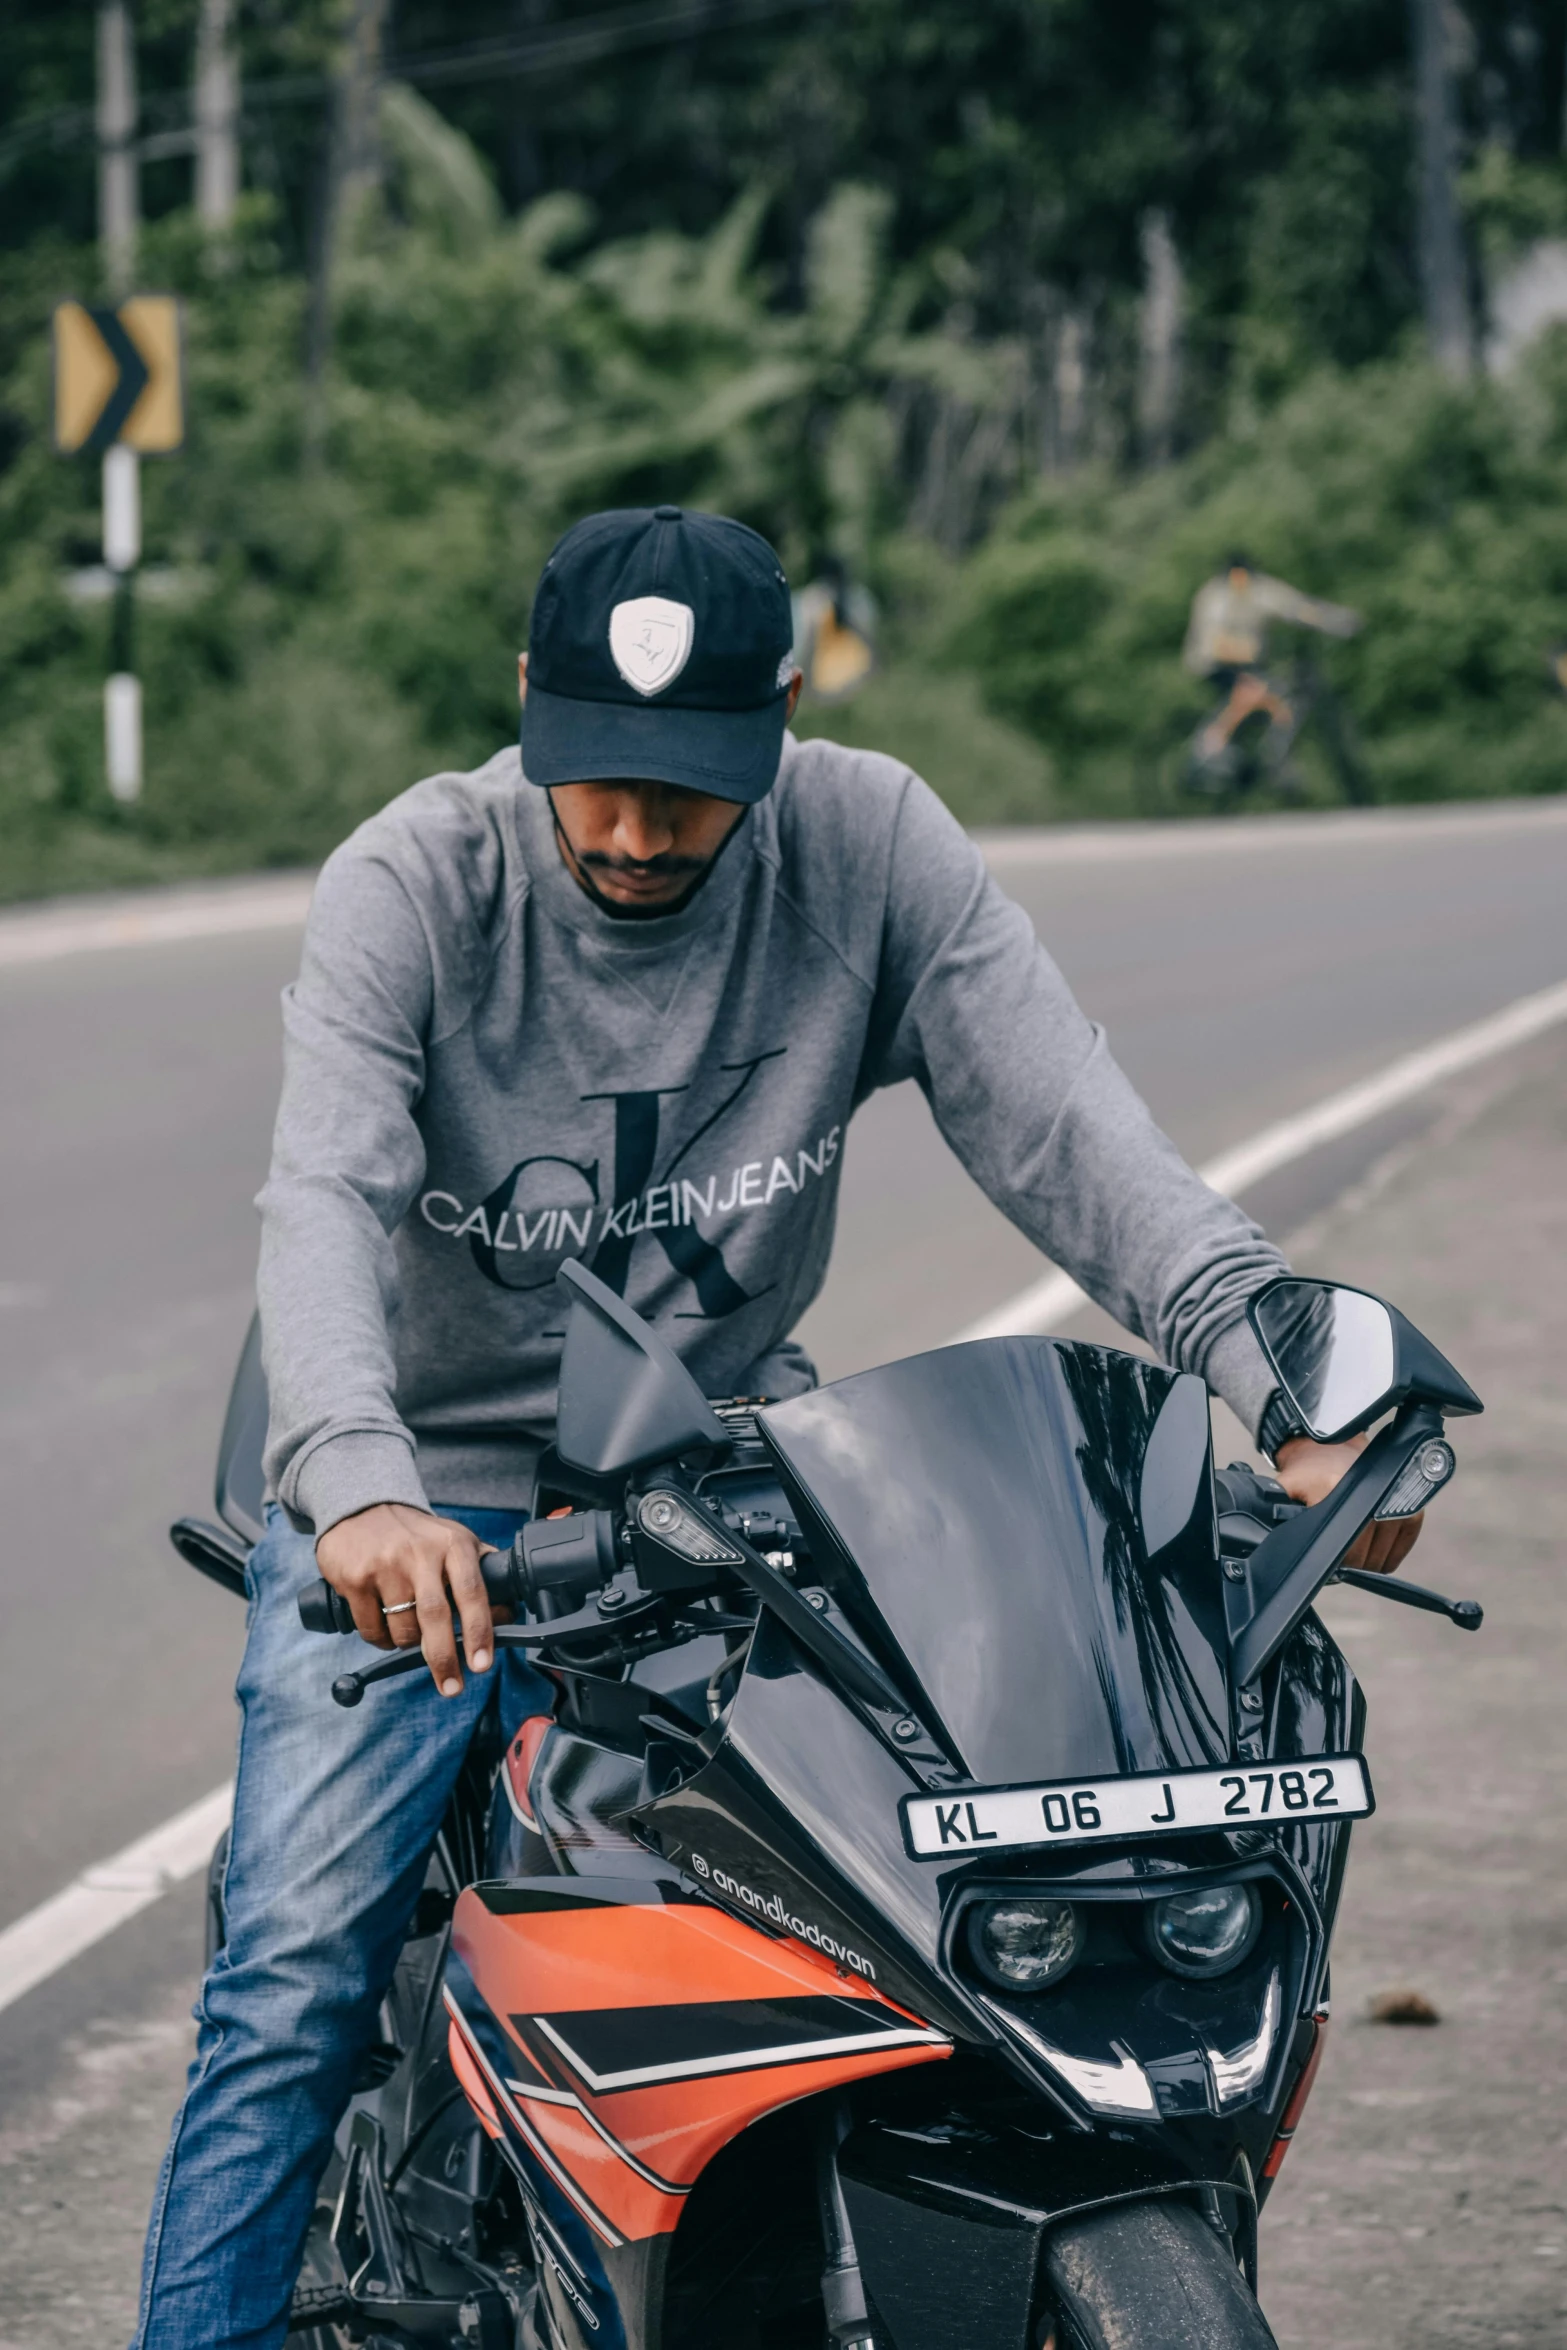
[52, 295, 184, 455]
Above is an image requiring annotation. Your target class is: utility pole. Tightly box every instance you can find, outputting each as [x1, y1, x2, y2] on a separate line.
[97, 3, 143, 800]
[1410, 0, 1473, 378]
[194, 0, 240, 230]
[103, 445, 142, 802]
[96, 2, 138, 298]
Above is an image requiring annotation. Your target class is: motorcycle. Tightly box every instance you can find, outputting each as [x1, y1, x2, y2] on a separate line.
[170, 1261, 1484, 2350]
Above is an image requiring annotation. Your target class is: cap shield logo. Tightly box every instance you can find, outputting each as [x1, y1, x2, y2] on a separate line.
[609, 596, 696, 696]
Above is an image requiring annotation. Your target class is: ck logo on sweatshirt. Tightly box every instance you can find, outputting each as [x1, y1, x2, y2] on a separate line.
[416, 1049, 840, 1319]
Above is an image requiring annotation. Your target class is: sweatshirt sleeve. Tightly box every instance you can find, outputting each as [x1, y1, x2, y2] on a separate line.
[864, 775, 1287, 1439]
[257, 845, 438, 1535]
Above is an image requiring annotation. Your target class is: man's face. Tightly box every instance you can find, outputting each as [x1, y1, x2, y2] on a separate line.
[518, 650, 801, 913]
[548, 778, 746, 911]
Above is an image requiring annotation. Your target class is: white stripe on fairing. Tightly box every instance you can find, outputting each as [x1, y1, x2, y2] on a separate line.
[507, 2077, 690, 2195]
[0, 1783, 233, 2017]
[6, 972, 1567, 2008]
[531, 2011, 947, 2093]
[442, 1988, 623, 2246]
[500, 1759, 535, 1828]
[954, 972, 1567, 1344]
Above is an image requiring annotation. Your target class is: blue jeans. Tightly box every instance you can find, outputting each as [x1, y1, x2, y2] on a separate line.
[133, 1506, 551, 2350]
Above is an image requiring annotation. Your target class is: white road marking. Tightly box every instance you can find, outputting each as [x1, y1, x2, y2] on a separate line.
[0, 1784, 232, 2017]
[957, 973, 1567, 1340]
[979, 797, 1567, 867]
[4, 972, 1567, 2015]
[0, 878, 315, 968]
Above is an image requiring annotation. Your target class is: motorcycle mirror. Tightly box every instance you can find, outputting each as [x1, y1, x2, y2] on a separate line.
[1247, 1277, 1480, 1444]
[554, 1258, 729, 1478]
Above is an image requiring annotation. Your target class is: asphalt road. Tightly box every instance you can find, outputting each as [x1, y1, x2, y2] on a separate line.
[2, 799, 1566, 2344]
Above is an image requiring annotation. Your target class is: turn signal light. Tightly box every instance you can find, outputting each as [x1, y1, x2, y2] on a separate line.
[1262, 2016, 1329, 2178]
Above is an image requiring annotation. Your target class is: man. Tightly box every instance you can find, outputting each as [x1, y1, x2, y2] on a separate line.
[1183, 550, 1360, 764]
[134, 506, 1416, 2348]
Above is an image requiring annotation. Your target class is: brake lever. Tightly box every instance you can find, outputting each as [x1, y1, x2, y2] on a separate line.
[1332, 1565, 1483, 1630]
[331, 1648, 431, 1706]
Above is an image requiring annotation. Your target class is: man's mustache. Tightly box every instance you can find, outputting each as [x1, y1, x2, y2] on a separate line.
[577, 847, 711, 879]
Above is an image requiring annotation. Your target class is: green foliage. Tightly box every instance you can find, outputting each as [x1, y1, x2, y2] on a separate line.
[1463, 142, 1567, 273]
[6, 10, 1567, 899]
[950, 341, 1567, 813]
[792, 662, 1060, 828]
[0, 126, 1024, 897]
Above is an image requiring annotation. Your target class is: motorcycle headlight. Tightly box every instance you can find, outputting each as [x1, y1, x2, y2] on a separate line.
[967, 1899, 1084, 1992]
[1147, 1883, 1262, 1979]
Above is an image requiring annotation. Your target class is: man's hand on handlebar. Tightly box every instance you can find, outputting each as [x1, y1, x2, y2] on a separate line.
[1273, 1434, 1423, 1574]
[315, 1502, 499, 1697]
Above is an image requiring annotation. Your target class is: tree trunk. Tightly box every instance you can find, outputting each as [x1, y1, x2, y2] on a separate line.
[1410, 0, 1472, 377]
[194, 0, 240, 231]
[1137, 210, 1183, 466]
[304, 0, 392, 462]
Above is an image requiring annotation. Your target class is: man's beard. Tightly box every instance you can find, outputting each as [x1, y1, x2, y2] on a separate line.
[548, 797, 733, 920]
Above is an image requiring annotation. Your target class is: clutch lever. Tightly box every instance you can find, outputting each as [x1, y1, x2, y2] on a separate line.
[1332, 1565, 1483, 1630]
[331, 1648, 430, 1706]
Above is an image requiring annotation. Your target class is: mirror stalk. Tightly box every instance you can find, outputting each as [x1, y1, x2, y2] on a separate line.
[1226, 1401, 1445, 1687]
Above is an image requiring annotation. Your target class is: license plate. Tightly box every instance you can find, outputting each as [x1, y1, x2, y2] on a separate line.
[901, 1754, 1374, 1859]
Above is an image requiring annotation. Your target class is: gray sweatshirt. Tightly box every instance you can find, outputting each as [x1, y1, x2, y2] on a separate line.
[259, 736, 1287, 1533]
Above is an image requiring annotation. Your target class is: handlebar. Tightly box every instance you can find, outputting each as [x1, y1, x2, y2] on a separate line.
[296, 1509, 619, 1637]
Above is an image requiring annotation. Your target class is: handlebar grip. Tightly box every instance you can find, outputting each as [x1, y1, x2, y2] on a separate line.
[298, 1580, 358, 1635]
[295, 1517, 617, 1636]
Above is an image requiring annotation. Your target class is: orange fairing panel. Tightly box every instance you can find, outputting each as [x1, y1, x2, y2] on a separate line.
[449, 1883, 950, 2244]
[457, 1884, 910, 2017]
[447, 2018, 503, 2140]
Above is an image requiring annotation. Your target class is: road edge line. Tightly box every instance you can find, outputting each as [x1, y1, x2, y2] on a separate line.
[0, 1783, 233, 2018]
[954, 974, 1567, 1342]
[978, 797, 1567, 866]
[0, 881, 315, 969]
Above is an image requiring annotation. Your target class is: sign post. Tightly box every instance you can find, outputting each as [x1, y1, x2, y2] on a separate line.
[51, 295, 184, 805]
[102, 445, 142, 800]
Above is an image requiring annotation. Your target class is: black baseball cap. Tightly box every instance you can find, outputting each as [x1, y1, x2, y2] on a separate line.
[521, 507, 795, 805]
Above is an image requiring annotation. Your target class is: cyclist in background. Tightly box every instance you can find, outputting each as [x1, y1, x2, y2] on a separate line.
[1184, 553, 1360, 776]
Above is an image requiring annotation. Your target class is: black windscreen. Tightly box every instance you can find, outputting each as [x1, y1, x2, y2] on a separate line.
[759, 1337, 1228, 1787]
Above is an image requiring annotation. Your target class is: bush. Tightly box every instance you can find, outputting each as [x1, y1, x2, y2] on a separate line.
[950, 346, 1567, 813]
[0, 119, 1024, 899]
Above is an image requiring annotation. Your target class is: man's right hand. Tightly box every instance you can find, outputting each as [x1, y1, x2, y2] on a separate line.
[315, 1502, 495, 1698]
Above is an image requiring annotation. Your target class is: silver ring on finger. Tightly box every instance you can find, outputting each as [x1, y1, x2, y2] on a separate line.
[382, 1598, 420, 1617]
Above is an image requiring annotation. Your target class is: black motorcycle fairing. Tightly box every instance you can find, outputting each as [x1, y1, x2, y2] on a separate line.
[444, 1940, 642, 2350]
[1264, 1608, 1365, 2001]
[637, 1613, 978, 2037]
[638, 1602, 1350, 2137]
[836, 2121, 1253, 2350]
[757, 1339, 1230, 1789]
[528, 1727, 661, 1880]
[948, 1859, 1310, 2128]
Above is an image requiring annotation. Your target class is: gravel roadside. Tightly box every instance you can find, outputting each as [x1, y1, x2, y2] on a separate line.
[1261, 1029, 1567, 2349]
